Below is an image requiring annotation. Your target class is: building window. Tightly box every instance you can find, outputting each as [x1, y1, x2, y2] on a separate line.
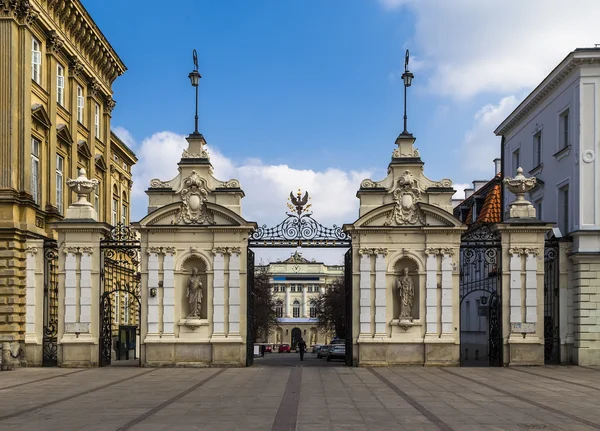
[310, 306, 317, 318]
[292, 300, 300, 318]
[113, 292, 119, 323]
[291, 285, 296, 292]
[57, 64, 64, 105]
[275, 305, 283, 318]
[535, 199, 542, 221]
[77, 86, 84, 123]
[31, 138, 41, 204]
[297, 285, 303, 292]
[56, 154, 64, 214]
[280, 286, 286, 293]
[94, 104, 100, 138]
[560, 110, 569, 149]
[559, 185, 569, 235]
[94, 184, 100, 216]
[31, 37, 41, 84]
[512, 148, 520, 175]
[123, 295, 130, 324]
[121, 192, 128, 225]
[273, 286, 278, 293]
[533, 132, 542, 167]
[112, 197, 118, 226]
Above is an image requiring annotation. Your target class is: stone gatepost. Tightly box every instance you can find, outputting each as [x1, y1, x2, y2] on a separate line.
[495, 168, 552, 366]
[52, 169, 108, 367]
[22, 238, 44, 366]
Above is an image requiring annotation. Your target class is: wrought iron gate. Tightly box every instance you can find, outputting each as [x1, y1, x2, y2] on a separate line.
[246, 248, 255, 367]
[459, 225, 502, 367]
[344, 248, 353, 366]
[99, 224, 141, 367]
[42, 241, 59, 366]
[544, 240, 560, 364]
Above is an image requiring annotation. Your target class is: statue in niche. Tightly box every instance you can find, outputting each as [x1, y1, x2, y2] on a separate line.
[186, 267, 203, 318]
[310, 332, 316, 346]
[276, 331, 282, 344]
[397, 267, 415, 321]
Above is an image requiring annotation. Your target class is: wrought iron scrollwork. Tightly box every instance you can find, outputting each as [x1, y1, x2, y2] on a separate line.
[43, 241, 59, 366]
[249, 190, 351, 247]
[103, 222, 140, 243]
[544, 240, 560, 364]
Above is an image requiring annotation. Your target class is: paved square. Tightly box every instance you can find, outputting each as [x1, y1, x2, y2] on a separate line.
[1, 360, 600, 431]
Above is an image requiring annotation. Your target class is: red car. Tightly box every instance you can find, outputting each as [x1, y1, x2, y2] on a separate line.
[278, 344, 291, 353]
[264, 345, 272, 353]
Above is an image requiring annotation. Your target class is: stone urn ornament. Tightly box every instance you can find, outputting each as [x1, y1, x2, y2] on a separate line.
[65, 168, 99, 220]
[503, 167, 537, 219]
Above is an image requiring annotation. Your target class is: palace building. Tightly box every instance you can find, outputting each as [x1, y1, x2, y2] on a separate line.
[258, 251, 344, 348]
[0, 0, 136, 360]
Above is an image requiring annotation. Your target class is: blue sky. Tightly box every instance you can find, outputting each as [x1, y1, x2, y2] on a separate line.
[82, 0, 598, 262]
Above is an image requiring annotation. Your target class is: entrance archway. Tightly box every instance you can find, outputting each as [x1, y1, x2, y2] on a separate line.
[246, 190, 353, 366]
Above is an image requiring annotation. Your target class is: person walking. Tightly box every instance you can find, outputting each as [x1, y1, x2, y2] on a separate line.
[298, 338, 307, 361]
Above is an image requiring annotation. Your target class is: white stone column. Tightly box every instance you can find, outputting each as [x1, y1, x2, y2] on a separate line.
[358, 249, 372, 336]
[64, 247, 78, 325]
[25, 246, 38, 342]
[212, 248, 226, 336]
[163, 247, 176, 335]
[79, 247, 93, 324]
[228, 248, 241, 337]
[425, 248, 438, 335]
[374, 248, 387, 336]
[147, 248, 160, 335]
[285, 284, 290, 317]
[441, 249, 453, 334]
[302, 285, 307, 317]
[525, 249, 538, 323]
[509, 248, 522, 324]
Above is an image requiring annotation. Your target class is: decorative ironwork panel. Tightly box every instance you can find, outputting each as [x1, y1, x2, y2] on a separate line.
[544, 241, 560, 364]
[344, 249, 353, 367]
[43, 241, 59, 367]
[99, 223, 141, 367]
[459, 224, 502, 367]
[246, 248, 255, 366]
[249, 190, 351, 247]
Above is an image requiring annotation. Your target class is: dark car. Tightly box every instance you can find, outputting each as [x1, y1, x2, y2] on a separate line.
[278, 344, 291, 353]
[327, 344, 346, 361]
[264, 345, 272, 353]
[317, 345, 329, 359]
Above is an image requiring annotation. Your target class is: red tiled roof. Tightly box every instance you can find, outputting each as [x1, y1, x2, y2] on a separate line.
[477, 184, 501, 224]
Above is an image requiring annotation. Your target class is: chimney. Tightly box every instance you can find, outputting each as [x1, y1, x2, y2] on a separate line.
[464, 188, 474, 199]
[494, 158, 501, 175]
[473, 180, 487, 192]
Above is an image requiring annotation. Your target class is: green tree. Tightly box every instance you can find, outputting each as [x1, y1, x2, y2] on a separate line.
[310, 277, 346, 339]
[251, 265, 279, 342]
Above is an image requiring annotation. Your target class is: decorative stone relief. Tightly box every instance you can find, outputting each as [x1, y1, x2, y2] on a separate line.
[105, 98, 116, 113]
[164, 246, 176, 255]
[212, 247, 228, 255]
[47, 30, 64, 53]
[392, 148, 420, 158]
[384, 170, 425, 226]
[358, 248, 375, 256]
[509, 247, 539, 256]
[374, 247, 388, 256]
[229, 247, 242, 255]
[397, 267, 415, 323]
[172, 170, 215, 225]
[219, 180, 240, 188]
[149, 179, 172, 188]
[25, 247, 38, 255]
[182, 148, 209, 159]
[360, 179, 383, 189]
[88, 78, 100, 96]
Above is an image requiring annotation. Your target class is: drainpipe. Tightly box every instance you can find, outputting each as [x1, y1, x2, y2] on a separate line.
[500, 135, 505, 222]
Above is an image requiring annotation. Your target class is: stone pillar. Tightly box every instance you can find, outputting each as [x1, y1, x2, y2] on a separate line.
[509, 248, 522, 325]
[358, 249, 372, 336]
[559, 241, 574, 364]
[24, 244, 41, 344]
[228, 248, 241, 337]
[424, 248, 438, 336]
[162, 247, 176, 336]
[525, 251, 538, 324]
[64, 248, 78, 327]
[374, 248, 387, 336]
[79, 248, 93, 325]
[212, 249, 226, 337]
[441, 249, 453, 335]
[146, 248, 160, 336]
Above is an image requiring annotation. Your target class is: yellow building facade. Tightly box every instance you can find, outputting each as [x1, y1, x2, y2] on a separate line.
[0, 0, 136, 354]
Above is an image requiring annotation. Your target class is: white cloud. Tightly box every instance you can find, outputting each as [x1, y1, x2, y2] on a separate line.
[380, 0, 600, 99]
[112, 126, 136, 149]
[459, 95, 519, 176]
[452, 183, 471, 202]
[127, 130, 372, 233]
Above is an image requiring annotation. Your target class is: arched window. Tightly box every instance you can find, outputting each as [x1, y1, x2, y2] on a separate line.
[310, 306, 317, 318]
[293, 300, 300, 318]
[275, 304, 283, 318]
[112, 185, 119, 226]
[121, 191, 128, 225]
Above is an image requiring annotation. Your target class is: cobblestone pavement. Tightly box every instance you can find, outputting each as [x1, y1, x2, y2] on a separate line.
[1, 365, 600, 431]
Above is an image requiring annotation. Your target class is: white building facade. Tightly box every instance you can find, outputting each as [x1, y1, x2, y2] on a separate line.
[495, 48, 600, 365]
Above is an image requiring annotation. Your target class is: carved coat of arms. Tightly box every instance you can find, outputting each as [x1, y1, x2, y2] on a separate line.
[172, 171, 215, 225]
[384, 170, 425, 226]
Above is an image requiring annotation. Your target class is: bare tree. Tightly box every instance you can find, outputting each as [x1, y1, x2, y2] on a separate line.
[310, 277, 346, 339]
[251, 265, 279, 343]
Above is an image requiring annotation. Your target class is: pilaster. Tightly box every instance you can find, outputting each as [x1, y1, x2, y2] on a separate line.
[358, 248, 373, 337]
[211, 248, 226, 337]
[509, 248, 522, 325]
[228, 248, 241, 337]
[162, 247, 176, 335]
[374, 248, 387, 336]
[146, 248, 160, 336]
[24, 244, 40, 344]
[441, 249, 453, 335]
[424, 248, 438, 336]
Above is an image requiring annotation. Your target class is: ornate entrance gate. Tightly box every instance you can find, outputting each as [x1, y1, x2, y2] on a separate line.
[42, 241, 59, 366]
[246, 190, 352, 366]
[99, 224, 141, 367]
[544, 240, 560, 364]
[459, 225, 502, 367]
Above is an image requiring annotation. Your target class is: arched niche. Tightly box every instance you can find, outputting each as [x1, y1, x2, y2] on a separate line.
[179, 255, 208, 320]
[392, 256, 420, 321]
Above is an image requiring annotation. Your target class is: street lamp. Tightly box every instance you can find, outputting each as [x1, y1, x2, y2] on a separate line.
[401, 49, 415, 136]
[188, 49, 202, 135]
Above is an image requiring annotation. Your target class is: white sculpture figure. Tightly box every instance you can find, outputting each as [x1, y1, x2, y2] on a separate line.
[276, 331, 282, 344]
[397, 267, 415, 320]
[186, 267, 203, 318]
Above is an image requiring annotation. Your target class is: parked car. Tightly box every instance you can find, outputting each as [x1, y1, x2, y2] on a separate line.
[327, 344, 346, 361]
[278, 344, 291, 353]
[330, 339, 345, 345]
[264, 345, 272, 353]
[317, 345, 330, 359]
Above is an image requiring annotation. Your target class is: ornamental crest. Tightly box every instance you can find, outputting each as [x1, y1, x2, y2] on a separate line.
[384, 170, 425, 226]
[172, 170, 215, 225]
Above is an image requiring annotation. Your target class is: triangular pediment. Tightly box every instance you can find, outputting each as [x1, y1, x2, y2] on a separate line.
[94, 154, 107, 171]
[77, 140, 92, 158]
[56, 124, 73, 145]
[352, 202, 463, 228]
[31, 104, 51, 128]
